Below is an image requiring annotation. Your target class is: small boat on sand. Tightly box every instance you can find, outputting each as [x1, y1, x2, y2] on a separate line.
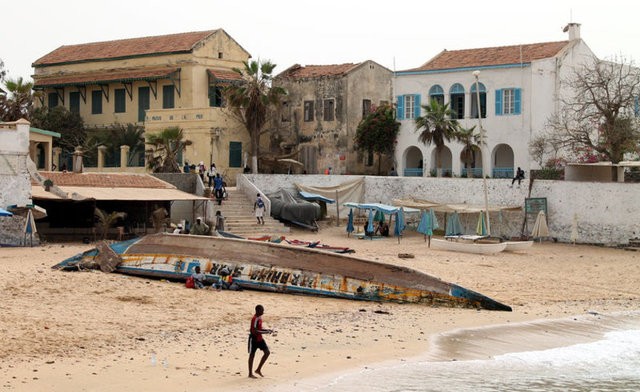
[431, 238, 507, 255]
[503, 240, 534, 252]
[54, 233, 511, 311]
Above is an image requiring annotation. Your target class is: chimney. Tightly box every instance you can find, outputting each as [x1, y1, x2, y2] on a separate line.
[72, 146, 84, 173]
[562, 23, 581, 41]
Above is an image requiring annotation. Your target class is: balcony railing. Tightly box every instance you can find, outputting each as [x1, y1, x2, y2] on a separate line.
[404, 168, 423, 177]
[493, 167, 514, 178]
[461, 167, 483, 178]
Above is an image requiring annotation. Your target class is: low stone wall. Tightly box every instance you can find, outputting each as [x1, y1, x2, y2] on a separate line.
[242, 174, 640, 246]
[0, 215, 40, 247]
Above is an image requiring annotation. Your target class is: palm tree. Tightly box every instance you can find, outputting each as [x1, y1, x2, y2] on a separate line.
[145, 127, 192, 173]
[456, 125, 484, 177]
[223, 60, 286, 173]
[414, 100, 460, 176]
[94, 208, 127, 240]
[94, 123, 146, 167]
[1, 76, 37, 121]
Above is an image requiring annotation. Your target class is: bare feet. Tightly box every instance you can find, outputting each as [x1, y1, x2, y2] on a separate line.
[248, 374, 257, 379]
[256, 370, 264, 377]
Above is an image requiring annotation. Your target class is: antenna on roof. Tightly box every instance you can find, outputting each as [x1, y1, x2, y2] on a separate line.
[570, 8, 573, 23]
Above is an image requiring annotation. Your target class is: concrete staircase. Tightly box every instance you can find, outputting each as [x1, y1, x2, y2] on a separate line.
[211, 188, 289, 238]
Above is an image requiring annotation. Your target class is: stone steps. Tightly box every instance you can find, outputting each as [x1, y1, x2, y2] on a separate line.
[210, 188, 289, 237]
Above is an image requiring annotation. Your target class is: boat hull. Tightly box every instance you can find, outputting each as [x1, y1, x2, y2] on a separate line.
[504, 240, 534, 252]
[431, 238, 507, 255]
[55, 233, 511, 311]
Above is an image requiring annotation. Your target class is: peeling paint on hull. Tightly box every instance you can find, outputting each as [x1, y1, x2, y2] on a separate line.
[55, 233, 512, 311]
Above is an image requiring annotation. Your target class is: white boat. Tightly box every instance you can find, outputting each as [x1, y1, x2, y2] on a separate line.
[431, 238, 507, 255]
[503, 240, 534, 252]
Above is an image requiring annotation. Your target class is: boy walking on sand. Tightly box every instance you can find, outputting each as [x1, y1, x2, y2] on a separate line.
[248, 304, 273, 378]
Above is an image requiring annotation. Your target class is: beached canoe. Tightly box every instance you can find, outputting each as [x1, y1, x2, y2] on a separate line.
[431, 238, 507, 255]
[54, 233, 511, 311]
[504, 240, 534, 252]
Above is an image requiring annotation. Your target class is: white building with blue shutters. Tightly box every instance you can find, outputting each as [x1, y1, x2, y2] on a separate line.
[393, 23, 595, 178]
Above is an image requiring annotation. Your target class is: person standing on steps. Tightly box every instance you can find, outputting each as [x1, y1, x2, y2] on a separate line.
[254, 193, 265, 225]
[248, 304, 273, 378]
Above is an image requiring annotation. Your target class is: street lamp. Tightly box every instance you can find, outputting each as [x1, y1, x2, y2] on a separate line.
[473, 70, 491, 236]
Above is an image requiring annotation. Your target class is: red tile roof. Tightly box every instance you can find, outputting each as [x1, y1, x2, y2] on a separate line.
[33, 30, 218, 66]
[278, 63, 361, 79]
[33, 67, 178, 88]
[207, 69, 243, 82]
[35, 172, 175, 189]
[405, 41, 570, 72]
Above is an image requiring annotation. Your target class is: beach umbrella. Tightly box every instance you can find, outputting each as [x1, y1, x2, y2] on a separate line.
[417, 210, 434, 246]
[366, 209, 375, 239]
[446, 211, 463, 236]
[374, 209, 385, 223]
[0, 207, 13, 216]
[394, 207, 405, 243]
[346, 208, 354, 237]
[476, 211, 487, 236]
[430, 208, 439, 230]
[23, 209, 37, 247]
[531, 210, 549, 242]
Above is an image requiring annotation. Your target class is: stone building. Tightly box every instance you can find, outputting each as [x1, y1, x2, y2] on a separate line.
[394, 23, 596, 178]
[0, 119, 36, 245]
[32, 29, 251, 181]
[272, 61, 393, 175]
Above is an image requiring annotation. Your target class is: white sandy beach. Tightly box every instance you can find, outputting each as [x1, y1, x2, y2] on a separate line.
[0, 224, 638, 391]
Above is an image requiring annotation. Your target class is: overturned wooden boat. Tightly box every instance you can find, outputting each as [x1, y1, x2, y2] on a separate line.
[431, 238, 507, 255]
[54, 233, 511, 311]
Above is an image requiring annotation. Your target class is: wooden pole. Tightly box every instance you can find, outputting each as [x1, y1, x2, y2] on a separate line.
[335, 190, 340, 227]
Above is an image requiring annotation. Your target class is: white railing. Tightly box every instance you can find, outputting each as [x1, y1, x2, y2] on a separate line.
[236, 174, 270, 217]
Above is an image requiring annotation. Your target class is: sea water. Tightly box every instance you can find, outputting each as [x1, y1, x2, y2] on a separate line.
[281, 314, 640, 392]
[311, 329, 640, 392]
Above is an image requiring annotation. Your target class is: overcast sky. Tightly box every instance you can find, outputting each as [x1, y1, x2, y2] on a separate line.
[2, 0, 639, 82]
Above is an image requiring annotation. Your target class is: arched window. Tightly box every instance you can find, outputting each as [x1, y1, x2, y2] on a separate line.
[470, 82, 487, 119]
[449, 83, 465, 119]
[428, 85, 444, 106]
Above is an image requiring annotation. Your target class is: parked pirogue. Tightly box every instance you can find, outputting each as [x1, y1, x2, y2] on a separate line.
[54, 233, 512, 311]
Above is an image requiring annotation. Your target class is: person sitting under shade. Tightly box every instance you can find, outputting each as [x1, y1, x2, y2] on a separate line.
[375, 221, 390, 237]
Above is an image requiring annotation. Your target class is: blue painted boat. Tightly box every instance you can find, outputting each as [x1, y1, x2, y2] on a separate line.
[54, 233, 512, 311]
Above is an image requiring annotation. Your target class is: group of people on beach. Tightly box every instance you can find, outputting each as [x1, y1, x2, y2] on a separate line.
[172, 212, 225, 235]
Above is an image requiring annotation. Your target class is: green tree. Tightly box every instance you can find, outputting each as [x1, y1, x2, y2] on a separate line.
[94, 208, 127, 240]
[31, 106, 86, 153]
[354, 103, 400, 175]
[145, 126, 192, 173]
[92, 123, 145, 166]
[223, 60, 286, 173]
[0, 58, 6, 83]
[414, 100, 461, 176]
[0, 76, 37, 121]
[456, 125, 483, 177]
[544, 56, 640, 163]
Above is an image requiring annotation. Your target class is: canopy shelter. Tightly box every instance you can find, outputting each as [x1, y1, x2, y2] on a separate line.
[393, 197, 521, 213]
[394, 197, 521, 238]
[299, 191, 335, 220]
[295, 178, 365, 223]
[343, 202, 419, 239]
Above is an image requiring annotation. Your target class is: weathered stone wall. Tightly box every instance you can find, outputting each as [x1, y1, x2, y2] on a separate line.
[243, 174, 640, 245]
[0, 212, 40, 246]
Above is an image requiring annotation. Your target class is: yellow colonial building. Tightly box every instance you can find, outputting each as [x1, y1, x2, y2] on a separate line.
[32, 29, 251, 180]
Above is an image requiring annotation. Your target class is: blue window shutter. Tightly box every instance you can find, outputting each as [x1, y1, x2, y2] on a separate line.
[514, 88, 522, 114]
[495, 89, 503, 116]
[396, 95, 405, 120]
[414, 94, 421, 118]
